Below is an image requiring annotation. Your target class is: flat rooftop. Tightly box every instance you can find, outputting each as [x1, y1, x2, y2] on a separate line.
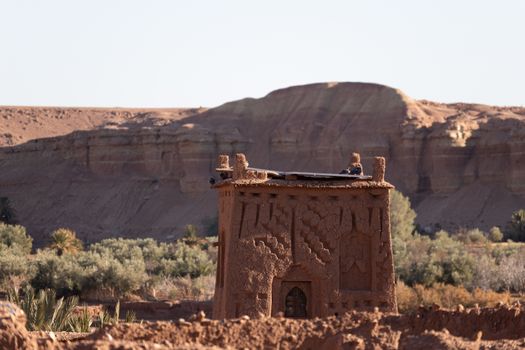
[212, 153, 392, 190]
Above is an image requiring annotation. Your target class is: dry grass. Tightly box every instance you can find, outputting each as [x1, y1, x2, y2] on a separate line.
[396, 281, 513, 313]
[150, 275, 215, 301]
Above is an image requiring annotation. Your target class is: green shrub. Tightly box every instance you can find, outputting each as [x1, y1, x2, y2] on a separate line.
[489, 226, 504, 242]
[390, 190, 416, 240]
[82, 250, 148, 296]
[30, 249, 148, 297]
[28, 237, 217, 298]
[158, 242, 214, 278]
[89, 237, 215, 281]
[89, 238, 166, 261]
[491, 243, 521, 263]
[0, 250, 35, 289]
[0, 223, 32, 254]
[390, 190, 417, 278]
[89, 237, 168, 274]
[30, 250, 86, 294]
[184, 225, 198, 239]
[396, 230, 476, 287]
[466, 229, 488, 244]
[456, 228, 488, 244]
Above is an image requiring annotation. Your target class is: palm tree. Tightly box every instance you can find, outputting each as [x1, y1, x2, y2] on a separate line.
[49, 228, 83, 256]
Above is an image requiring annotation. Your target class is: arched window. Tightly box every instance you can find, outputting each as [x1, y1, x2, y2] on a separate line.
[285, 287, 307, 318]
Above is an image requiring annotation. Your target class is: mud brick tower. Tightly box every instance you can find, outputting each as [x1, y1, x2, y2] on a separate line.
[212, 153, 397, 319]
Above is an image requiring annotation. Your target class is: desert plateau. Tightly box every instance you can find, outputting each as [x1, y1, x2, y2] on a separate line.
[1, 83, 524, 245]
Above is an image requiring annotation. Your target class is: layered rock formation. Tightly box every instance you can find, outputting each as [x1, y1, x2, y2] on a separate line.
[0, 82, 524, 244]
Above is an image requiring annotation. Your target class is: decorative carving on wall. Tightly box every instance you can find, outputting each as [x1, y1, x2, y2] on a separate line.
[254, 231, 290, 260]
[295, 201, 341, 265]
[212, 153, 397, 319]
[340, 230, 372, 290]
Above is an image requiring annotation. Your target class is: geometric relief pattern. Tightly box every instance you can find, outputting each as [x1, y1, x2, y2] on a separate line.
[373, 208, 390, 291]
[240, 197, 291, 236]
[254, 231, 290, 260]
[246, 198, 292, 261]
[212, 153, 397, 319]
[296, 201, 340, 265]
[375, 240, 392, 291]
[340, 230, 372, 290]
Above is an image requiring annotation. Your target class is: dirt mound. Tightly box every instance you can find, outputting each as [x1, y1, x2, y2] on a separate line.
[0, 301, 37, 349]
[1, 83, 525, 244]
[403, 304, 525, 340]
[3, 304, 525, 349]
[72, 304, 525, 349]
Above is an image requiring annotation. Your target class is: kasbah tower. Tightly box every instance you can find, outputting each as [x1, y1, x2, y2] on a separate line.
[211, 152, 397, 319]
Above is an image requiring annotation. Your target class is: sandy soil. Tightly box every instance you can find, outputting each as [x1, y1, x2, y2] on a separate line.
[4, 301, 525, 349]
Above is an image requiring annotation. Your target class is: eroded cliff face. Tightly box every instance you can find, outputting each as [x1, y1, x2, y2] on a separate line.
[0, 82, 524, 244]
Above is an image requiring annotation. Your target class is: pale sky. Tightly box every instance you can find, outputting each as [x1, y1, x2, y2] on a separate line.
[1, 1, 524, 108]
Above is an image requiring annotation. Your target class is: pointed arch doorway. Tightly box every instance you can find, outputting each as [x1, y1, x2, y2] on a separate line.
[272, 265, 317, 318]
[274, 280, 312, 318]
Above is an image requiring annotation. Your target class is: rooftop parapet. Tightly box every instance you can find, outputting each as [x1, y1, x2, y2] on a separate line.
[213, 153, 392, 189]
[372, 156, 386, 182]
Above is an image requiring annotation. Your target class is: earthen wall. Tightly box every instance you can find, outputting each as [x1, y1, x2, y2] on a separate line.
[213, 175, 397, 319]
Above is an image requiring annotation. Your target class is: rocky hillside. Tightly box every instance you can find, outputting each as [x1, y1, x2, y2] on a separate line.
[1, 82, 524, 244]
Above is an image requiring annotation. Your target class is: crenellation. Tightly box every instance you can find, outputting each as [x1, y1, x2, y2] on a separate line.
[217, 154, 231, 171]
[372, 156, 386, 182]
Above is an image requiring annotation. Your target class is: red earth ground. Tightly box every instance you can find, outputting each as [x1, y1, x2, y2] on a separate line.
[3, 301, 525, 349]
